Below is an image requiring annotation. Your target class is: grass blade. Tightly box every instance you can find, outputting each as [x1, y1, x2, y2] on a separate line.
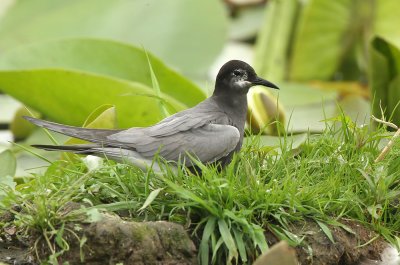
[233, 226, 247, 263]
[11, 142, 52, 164]
[163, 178, 219, 216]
[200, 217, 217, 265]
[218, 218, 238, 264]
[139, 188, 163, 211]
[211, 237, 224, 264]
[253, 224, 268, 253]
[69, 201, 139, 217]
[144, 48, 170, 118]
[316, 220, 335, 243]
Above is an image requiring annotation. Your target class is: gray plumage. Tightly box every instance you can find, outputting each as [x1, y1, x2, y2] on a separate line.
[25, 60, 278, 171]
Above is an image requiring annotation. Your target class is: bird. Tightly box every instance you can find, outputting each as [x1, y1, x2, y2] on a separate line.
[25, 60, 279, 172]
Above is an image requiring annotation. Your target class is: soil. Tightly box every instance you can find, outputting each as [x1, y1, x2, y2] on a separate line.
[265, 219, 388, 265]
[0, 211, 389, 265]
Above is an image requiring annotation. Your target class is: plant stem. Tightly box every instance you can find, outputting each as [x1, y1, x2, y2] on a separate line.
[375, 128, 400, 163]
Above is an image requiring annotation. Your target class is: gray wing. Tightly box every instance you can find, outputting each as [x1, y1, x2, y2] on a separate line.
[109, 98, 228, 140]
[25, 98, 239, 166]
[107, 98, 239, 165]
[91, 124, 240, 167]
[123, 124, 240, 165]
[23, 116, 122, 143]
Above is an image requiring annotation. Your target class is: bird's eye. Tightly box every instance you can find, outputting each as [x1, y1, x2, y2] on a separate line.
[233, 70, 241, 76]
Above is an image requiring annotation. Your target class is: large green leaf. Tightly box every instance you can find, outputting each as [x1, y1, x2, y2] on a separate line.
[369, 39, 390, 117]
[277, 83, 337, 107]
[0, 149, 16, 196]
[248, 81, 369, 133]
[369, 37, 400, 124]
[289, 0, 354, 80]
[245, 133, 308, 154]
[388, 76, 400, 123]
[374, 0, 400, 48]
[284, 0, 400, 81]
[276, 82, 337, 132]
[284, 102, 338, 133]
[0, 39, 205, 107]
[339, 95, 370, 126]
[0, 149, 16, 178]
[0, 0, 228, 78]
[0, 69, 186, 127]
[254, 0, 298, 82]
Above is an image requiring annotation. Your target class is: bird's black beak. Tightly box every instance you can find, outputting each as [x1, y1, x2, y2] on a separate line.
[251, 77, 279, 90]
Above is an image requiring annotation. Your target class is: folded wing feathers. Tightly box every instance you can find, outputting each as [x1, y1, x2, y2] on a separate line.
[25, 98, 239, 165]
[131, 124, 240, 164]
[24, 116, 122, 144]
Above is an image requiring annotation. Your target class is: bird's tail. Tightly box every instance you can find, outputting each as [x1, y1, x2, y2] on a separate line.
[24, 116, 122, 143]
[32, 144, 165, 173]
[31, 144, 97, 154]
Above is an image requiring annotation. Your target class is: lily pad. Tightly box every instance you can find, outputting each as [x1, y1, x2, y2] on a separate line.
[0, 0, 228, 78]
[0, 39, 206, 107]
[254, 0, 298, 82]
[276, 82, 337, 132]
[0, 69, 186, 127]
[289, 0, 353, 80]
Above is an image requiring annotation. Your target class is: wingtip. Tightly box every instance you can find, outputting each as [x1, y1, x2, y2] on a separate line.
[31, 144, 71, 151]
[23, 116, 36, 122]
[23, 116, 45, 126]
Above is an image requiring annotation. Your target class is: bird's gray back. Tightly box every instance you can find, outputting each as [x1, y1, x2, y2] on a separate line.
[106, 98, 241, 165]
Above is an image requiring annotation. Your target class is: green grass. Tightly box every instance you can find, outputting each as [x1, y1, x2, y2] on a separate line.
[1, 114, 400, 264]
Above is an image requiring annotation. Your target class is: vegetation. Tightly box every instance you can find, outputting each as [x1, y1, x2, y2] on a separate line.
[1, 0, 400, 264]
[1, 114, 400, 264]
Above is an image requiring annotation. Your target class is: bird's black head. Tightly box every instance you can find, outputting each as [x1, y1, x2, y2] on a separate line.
[214, 60, 279, 96]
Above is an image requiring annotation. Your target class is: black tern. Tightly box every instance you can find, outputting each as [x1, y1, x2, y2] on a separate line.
[25, 60, 279, 171]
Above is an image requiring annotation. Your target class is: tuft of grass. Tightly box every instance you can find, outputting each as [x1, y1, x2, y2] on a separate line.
[1, 114, 400, 264]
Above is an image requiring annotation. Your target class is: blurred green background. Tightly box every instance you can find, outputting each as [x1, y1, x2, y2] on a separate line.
[0, 0, 400, 175]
